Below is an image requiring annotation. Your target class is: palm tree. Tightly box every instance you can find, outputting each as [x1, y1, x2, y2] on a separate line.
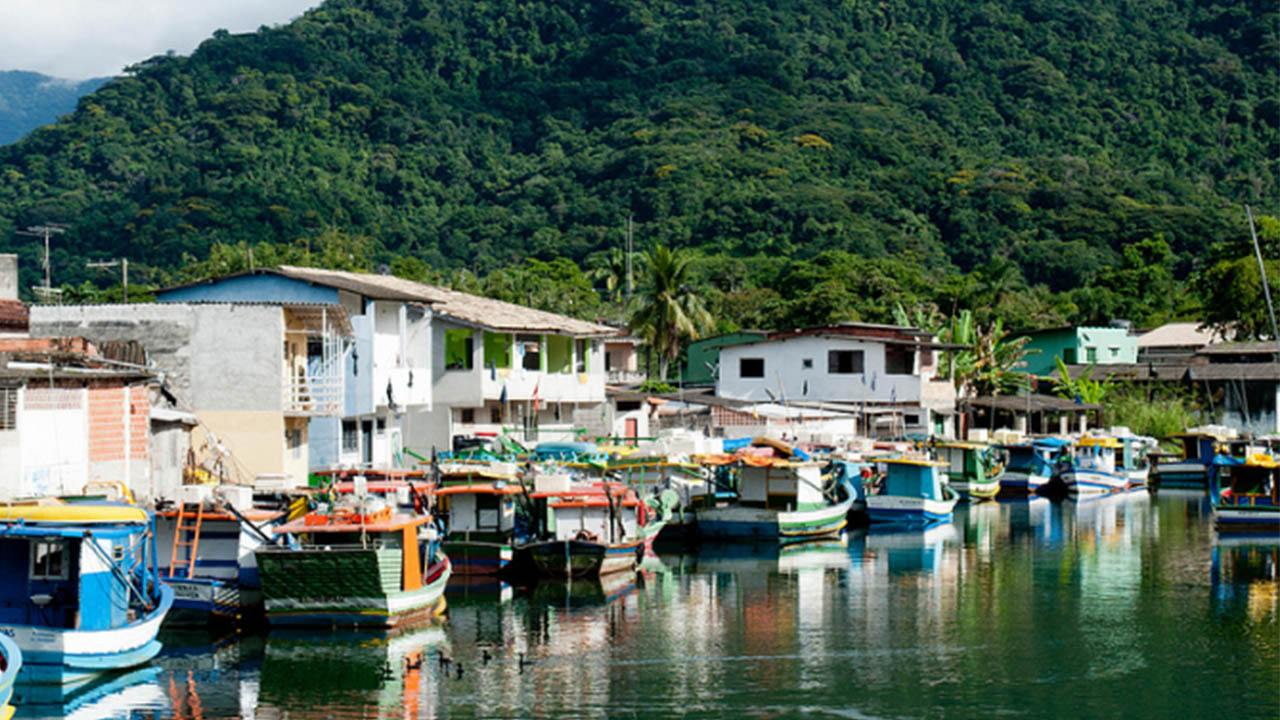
[942, 310, 1036, 399]
[585, 247, 627, 304]
[628, 245, 713, 381]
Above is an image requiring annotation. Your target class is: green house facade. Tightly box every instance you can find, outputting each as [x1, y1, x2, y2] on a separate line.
[1022, 326, 1138, 376]
[683, 330, 769, 385]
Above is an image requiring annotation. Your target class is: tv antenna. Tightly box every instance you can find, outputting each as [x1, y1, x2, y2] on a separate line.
[87, 258, 129, 302]
[15, 223, 67, 301]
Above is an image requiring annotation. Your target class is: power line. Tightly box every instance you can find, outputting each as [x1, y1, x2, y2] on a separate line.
[15, 223, 67, 301]
[87, 258, 129, 302]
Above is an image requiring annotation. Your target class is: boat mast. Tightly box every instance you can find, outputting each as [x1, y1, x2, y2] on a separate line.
[1245, 205, 1280, 355]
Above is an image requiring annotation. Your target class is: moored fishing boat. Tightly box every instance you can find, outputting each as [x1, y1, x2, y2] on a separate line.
[1056, 435, 1150, 495]
[1210, 453, 1279, 533]
[933, 441, 1003, 499]
[999, 438, 1069, 495]
[866, 457, 959, 524]
[695, 458, 854, 542]
[1152, 430, 1230, 488]
[255, 496, 450, 627]
[155, 486, 285, 624]
[432, 461, 522, 575]
[514, 479, 675, 578]
[0, 501, 173, 685]
[0, 634, 20, 720]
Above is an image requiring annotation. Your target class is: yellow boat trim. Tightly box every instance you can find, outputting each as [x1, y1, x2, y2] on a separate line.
[0, 703, 13, 720]
[1079, 437, 1122, 449]
[0, 502, 148, 524]
[934, 442, 988, 450]
[880, 457, 948, 467]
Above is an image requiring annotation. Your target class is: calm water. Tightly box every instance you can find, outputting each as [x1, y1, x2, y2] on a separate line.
[15, 490, 1279, 719]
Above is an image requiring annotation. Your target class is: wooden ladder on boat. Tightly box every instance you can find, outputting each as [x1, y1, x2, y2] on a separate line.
[169, 502, 205, 578]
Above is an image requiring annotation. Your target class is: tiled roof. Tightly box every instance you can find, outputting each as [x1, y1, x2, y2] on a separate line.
[275, 266, 615, 336]
[1137, 322, 1222, 348]
[0, 300, 28, 331]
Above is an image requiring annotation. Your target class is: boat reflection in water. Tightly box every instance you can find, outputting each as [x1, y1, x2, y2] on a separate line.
[255, 623, 449, 720]
[11, 667, 165, 720]
[863, 521, 958, 575]
[1212, 541, 1278, 622]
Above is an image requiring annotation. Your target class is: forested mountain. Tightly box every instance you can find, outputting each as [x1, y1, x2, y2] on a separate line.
[0, 0, 1274, 335]
[0, 71, 109, 145]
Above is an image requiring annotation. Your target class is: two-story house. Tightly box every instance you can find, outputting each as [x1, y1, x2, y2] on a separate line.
[31, 301, 352, 490]
[155, 267, 616, 465]
[1022, 325, 1137, 376]
[715, 323, 957, 437]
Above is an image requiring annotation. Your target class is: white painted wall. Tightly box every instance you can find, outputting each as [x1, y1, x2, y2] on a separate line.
[19, 386, 89, 497]
[718, 335, 934, 404]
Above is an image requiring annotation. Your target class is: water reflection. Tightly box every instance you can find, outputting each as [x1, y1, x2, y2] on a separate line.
[10, 491, 1277, 719]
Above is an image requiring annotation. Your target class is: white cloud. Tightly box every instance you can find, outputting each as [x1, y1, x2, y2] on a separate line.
[0, 0, 322, 79]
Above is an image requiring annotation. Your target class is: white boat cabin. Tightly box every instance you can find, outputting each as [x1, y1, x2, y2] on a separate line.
[736, 463, 827, 512]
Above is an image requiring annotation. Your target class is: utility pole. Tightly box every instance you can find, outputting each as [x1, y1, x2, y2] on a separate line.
[15, 223, 66, 299]
[1245, 205, 1280, 357]
[87, 258, 129, 302]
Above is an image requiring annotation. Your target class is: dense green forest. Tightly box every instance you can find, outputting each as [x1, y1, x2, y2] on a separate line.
[0, 71, 109, 146]
[0, 0, 1275, 338]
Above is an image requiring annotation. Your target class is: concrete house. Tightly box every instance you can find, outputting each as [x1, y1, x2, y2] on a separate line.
[154, 267, 617, 463]
[715, 323, 957, 437]
[0, 336, 155, 501]
[1022, 325, 1137, 376]
[683, 330, 769, 386]
[32, 301, 353, 489]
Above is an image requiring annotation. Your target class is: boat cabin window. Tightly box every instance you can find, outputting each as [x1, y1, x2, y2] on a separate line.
[30, 540, 69, 580]
[828, 350, 864, 374]
[802, 358, 813, 369]
[739, 358, 765, 378]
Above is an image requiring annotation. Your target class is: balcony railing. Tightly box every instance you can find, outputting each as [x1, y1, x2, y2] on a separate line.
[607, 370, 646, 386]
[284, 374, 344, 416]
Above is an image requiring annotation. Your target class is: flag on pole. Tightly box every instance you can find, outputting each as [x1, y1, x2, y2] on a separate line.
[500, 384, 508, 406]
[533, 379, 540, 411]
[489, 359, 496, 381]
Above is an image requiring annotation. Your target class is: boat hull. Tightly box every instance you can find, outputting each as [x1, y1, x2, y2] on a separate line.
[865, 494, 959, 524]
[1213, 501, 1280, 533]
[1062, 470, 1130, 495]
[1152, 462, 1211, 488]
[525, 538, 643, 578]
[0, 584, 173, 685]
[164, 577, 259, 624]
[442, 539, 514, 576]
[1000, 471, 1050, 495]
[950, 479, 1000, 499]
[258, 549, 451, 628]
[0, 634, 20, 720]
[697, 498, 852, 541]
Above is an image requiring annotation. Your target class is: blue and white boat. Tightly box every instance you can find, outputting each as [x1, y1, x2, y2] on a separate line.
[999, 438, 1069, 495]
[1058, 436, 1150, 495]
[696, 460, 855, 542]
[0, 633, 20, 720]
[866, 457, 960, 524]
[0, 502, 173, 685]
[1210, 453, 1279, 534]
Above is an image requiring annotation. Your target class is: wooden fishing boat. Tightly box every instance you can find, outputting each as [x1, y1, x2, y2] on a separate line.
[695, 458, 854, 542]
[0, 501, 173, 685]
[0, 634, 20, 720]
[1057, 436, 1150, 495]
[866, 457, 960, 524]
[154, 488, 285, 624]
[432, 461, 523, 576]
[1210, 453, 1279, 533]
[515, 480, 673, 578]
[933, 441, 1003, 499]
[1152, 431, 1229, 488]
[256, 497, 451, 627]
[998, 438, 1069, 495]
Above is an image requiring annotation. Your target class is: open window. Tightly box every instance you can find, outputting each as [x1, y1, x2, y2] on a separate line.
[828, 350, 864, 374]
[519, 334, 542, 371]
[484, 332, 512, 369]
[444, 329, 474, 370]
[739, 358, 765, 378]
[30, 540, 69, 580]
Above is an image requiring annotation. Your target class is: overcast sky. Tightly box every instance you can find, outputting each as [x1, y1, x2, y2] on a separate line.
[0, 0, 322, 79]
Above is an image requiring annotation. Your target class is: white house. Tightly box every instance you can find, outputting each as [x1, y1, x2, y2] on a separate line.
[715, 323, 957, 438]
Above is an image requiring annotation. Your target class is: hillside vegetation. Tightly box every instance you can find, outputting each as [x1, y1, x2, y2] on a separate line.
[0, 71, 109, 145]
[0, 0, 1275, 335]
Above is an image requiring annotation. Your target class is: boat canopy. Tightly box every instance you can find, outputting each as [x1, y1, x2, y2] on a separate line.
[882, 458, 945, 499]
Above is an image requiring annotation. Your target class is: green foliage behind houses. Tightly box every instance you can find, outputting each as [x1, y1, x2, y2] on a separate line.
[0, 0, 1274, 335]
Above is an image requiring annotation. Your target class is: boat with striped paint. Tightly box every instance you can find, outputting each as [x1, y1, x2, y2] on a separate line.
[866, 457, 959, 524]
[0, 633, 19, 720]
[1210, 453, 1279, 534]
[256, 500, 451, 627]
[933, 441, 1004, 499]
[695, 459, 854, 542]
[0, 501, 173, 686]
